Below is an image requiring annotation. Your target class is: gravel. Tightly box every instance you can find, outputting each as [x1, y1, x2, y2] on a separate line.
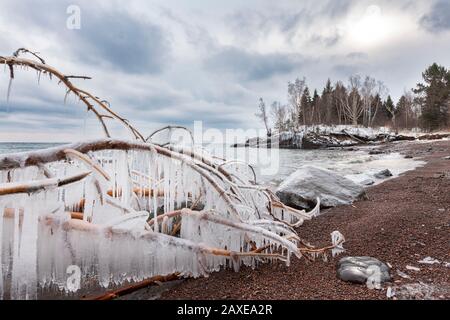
[158, 140, 450, 300]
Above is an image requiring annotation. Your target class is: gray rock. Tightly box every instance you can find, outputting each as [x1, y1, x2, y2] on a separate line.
[337, 256, 392, 285]
[374, 169, 393, 179]
[369, 150, 384, 155]
[275, 166, 367, 209]
[360, 179, 375, 186]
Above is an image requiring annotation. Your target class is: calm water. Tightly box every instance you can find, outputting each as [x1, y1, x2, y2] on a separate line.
[0, 142, 64, 154]
[0, 142, 424, 187]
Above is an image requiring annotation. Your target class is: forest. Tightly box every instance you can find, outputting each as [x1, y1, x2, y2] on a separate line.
[256, 63, 450, 134]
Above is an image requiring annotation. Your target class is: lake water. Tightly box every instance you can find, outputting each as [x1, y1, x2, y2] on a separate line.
[205, 143, 425, 187]
[0, 142, 425, 187]
[0, 142, 63, 154]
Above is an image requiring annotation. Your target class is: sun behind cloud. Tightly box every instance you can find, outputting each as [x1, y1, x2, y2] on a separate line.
[347, 4, 408, 49]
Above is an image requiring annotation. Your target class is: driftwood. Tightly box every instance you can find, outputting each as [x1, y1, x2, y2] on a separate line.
[84, 273, 181, 300]
[0, 171, 91, 196]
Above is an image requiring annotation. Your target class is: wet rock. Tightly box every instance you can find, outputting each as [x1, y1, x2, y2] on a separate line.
[360, 179, 375, 186]
[418, 133, 450, 140]
[374, 169, 393, 179]
[404, 155, 413, 159]
[275, 166, 367, 209]
[390, 135, 416, 142]
[301, 132, 356, 149]
[337, 256, 391, 285]
[369, 150, 384, 155]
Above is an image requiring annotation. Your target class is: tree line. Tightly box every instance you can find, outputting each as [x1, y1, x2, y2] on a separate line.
[256, 63, 450, 135]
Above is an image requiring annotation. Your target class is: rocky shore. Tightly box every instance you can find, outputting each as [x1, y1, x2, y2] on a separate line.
[159, 139, 450, 300]
[232, 126, 449, 150]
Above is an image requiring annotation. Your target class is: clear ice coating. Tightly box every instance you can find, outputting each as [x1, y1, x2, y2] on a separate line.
[0, 141, 338, 299]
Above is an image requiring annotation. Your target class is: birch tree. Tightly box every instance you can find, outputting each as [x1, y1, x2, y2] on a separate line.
[288, 77, 306, 128]
[270, 101, 288, 132]
[255, 98, 271, 136]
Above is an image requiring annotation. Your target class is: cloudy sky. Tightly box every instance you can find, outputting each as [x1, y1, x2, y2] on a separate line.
[1, 0, 450, 141]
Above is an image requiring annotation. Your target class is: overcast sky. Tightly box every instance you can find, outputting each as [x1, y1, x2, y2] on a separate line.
[1, 0, 450, 141]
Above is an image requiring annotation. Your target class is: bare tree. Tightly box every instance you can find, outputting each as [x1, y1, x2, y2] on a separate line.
[255, 98, 271, 136]
[339, 75, 364, 125]
[360, 76, 376, 127]
[288, 77, 306, 128]
[270, 101, 288, 132]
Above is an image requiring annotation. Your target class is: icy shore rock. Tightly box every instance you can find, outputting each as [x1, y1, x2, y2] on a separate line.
[374, 169, 393, 179]
[337, 256, 391, 285]
[275, 166, 367, 209]
[360, 179, 375, 186]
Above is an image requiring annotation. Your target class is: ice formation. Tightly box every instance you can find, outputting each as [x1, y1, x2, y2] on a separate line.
[0, 50, 345, 299]
[0, 139, 345, 299]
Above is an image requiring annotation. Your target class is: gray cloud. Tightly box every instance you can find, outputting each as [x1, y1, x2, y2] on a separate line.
[346, 52, 369, 60]
[420, 0, 450, 33]
[1, 0, 450, 141]
[1, 1, 171, 74]
[205, 47, 307, 81]
[332, 64, 361, 78]
[228, 10, 307, 36]
[309, 32, 341, 47]
[323, 0, 352, 17]
[72, 11, 170, 74]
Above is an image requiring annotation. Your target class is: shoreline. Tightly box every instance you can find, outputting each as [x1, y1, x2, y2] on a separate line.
[156, 139, 450, 300]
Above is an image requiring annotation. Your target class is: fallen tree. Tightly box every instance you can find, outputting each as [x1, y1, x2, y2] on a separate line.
[0, 49, 345, 299]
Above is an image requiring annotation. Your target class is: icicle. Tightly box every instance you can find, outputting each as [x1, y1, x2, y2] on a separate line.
[64, 89, 70, 105]
[6, 77, 13, 105]
[13, 196, 39, 299]
[331, 230, 345, 257]
[10, 204, 21, 299]
[0, 202, 3, 299]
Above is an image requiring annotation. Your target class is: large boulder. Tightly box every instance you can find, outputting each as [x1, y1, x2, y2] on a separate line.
[337, 256, 391, 286]
[275, 166, 367, 209]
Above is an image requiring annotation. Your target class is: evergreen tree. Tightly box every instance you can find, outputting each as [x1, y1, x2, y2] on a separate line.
[384, 95, 396, 128]
[320, 79, 334, 124]
[371, 94, 387, 126]
[413, 63, 450, 131]
[396, 93, 416, 129]
[312, 89, 320, 123]
[300, 86, 311, 125]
